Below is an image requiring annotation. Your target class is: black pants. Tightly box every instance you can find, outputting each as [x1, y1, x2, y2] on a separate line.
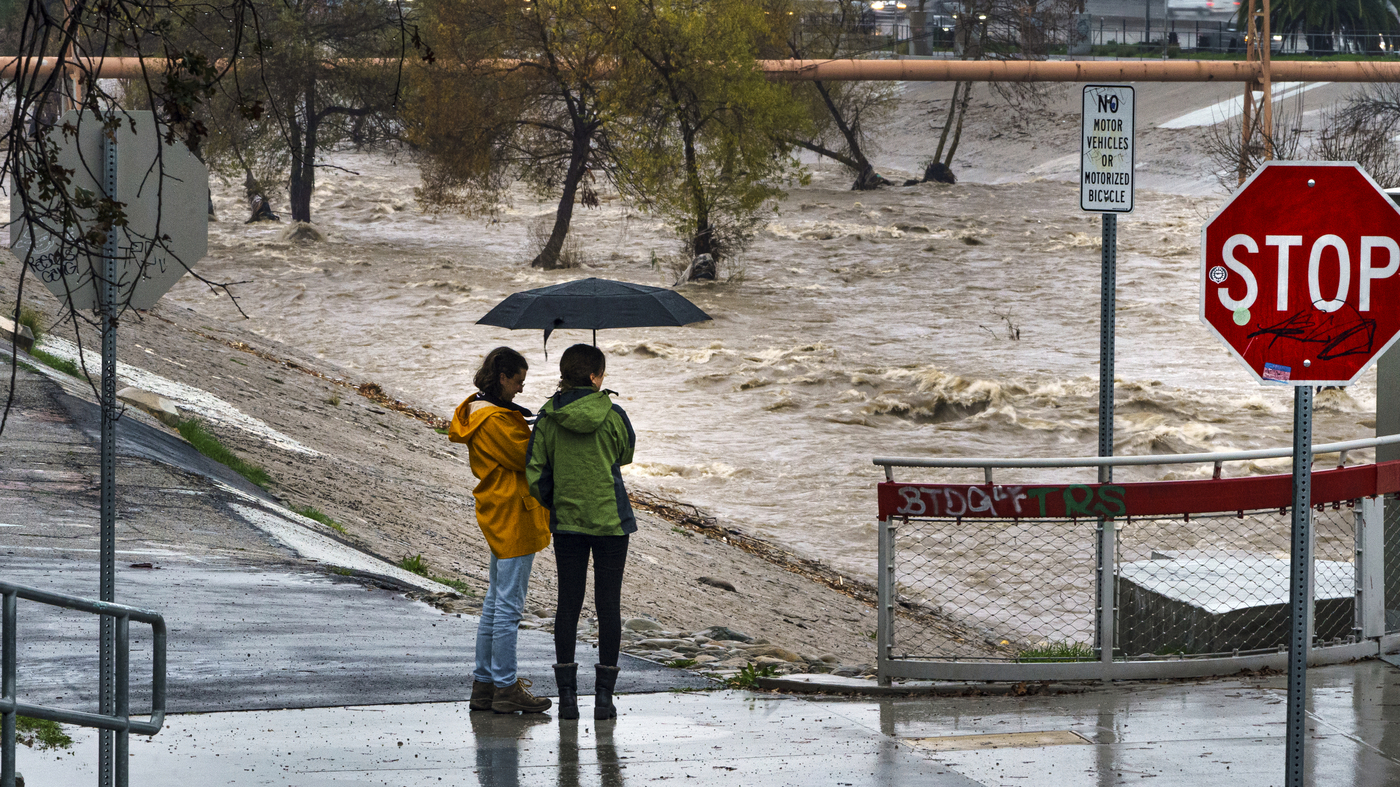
[553, 532, 629, 667]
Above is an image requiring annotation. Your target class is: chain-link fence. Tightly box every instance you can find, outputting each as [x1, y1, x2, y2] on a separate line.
[893, 517, 1097, 661]
[888, 503, 1366, 664]
[1116, 505, 1356, 660]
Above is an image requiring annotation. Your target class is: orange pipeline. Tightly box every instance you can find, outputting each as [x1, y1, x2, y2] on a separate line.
[7, 55, 1400, 83]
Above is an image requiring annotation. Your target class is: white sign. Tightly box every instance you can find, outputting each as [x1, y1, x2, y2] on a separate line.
[10, 110, 209, 311]
[1081, 85, 1135, 214]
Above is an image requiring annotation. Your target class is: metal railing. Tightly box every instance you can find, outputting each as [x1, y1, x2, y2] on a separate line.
[1, 581, 166, 787]
[874, 435, 1400, 683]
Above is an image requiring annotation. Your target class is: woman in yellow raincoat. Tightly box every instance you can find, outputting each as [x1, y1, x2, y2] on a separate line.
[449, 347, 552, 714]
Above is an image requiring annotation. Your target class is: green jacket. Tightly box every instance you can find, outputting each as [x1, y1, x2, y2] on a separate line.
[526, 387, 637, 536]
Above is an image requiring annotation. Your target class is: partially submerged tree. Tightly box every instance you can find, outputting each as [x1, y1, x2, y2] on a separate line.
[780, 0, 897, 186]
[199, 0, 413, 224]
[928, 0, 1075, 174]
[406, 0, 619, 269]
[609, 0, 809, 279]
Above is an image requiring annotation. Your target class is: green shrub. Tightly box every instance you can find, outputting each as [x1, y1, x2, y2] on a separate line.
[725, 663, 776, 689]
[29, 347, 85, 379]
[17, 716, 73, 750]
[398, 553, 429, 576]
[1016, 640, 1095, 663]
[17, 306, 43, 344]
[293, 505, 346, 533]
[176, 418, 272, 489]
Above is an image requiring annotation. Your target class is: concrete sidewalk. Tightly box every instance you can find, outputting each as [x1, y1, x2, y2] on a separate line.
[11, 660, 1400, 786]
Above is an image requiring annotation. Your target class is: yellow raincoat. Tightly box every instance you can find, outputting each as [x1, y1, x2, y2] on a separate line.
[449, 393, 550, 559]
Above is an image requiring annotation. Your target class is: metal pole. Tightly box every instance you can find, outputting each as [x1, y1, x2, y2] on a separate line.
[98, 119, 120, 787]
[2, 591, 15, 787]
[1097, 212, 1117, 665]
[115, 615, 128, 787]
[877, 517, 895, 687]
[1286, 385, 1313, 787]
[1099, 213, 1117, 477]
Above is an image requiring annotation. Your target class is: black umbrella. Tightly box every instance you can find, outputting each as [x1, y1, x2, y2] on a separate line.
[477, 277, 712, 349]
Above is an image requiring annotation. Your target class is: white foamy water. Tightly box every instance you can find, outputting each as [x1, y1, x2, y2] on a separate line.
[164, 152, 1380, 580]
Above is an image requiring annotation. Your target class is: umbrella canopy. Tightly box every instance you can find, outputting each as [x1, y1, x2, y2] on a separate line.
[477, 278, 712, 346]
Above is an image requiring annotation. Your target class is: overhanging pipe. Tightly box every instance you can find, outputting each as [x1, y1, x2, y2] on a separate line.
[758, 58, 1400, 83]
[873, 431, 1400, 470]
[9, 56, 1400, 83]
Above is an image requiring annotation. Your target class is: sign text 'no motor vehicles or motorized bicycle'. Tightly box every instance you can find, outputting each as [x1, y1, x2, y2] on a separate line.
[1081, 85, 1135, 213]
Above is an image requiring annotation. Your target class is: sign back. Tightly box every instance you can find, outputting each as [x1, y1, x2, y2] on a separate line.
[10, 110, 209, 311]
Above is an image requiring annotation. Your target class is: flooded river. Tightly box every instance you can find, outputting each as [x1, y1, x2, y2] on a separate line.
[166, 153, 1379, 579]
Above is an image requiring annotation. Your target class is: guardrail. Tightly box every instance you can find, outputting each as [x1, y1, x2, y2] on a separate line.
[874, 436, 1400, 684]
[1, 581, 166, 787]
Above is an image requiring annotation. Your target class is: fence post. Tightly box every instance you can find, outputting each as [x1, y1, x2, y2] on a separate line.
[2, 591, 14, 787]
[877, 517, 895, 687]
[1098, 520, 1116, 668]
[1358, 497, 1386, 639]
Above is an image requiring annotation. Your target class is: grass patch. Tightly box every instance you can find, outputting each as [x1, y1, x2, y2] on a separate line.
[398, 553, 429, 576]
[434, 427, 448, 435]
[432, 575, 473, 595]
[30, 347, 85, 379]
[1016, 640, 1096, 663]
[17, 305, 44, 343]
[293, 505, 346, 533]
[327, 393, 341, 406]
[17, 716, 73, 751]
[670, 527, 693, 538]
[665, 658, 698, 669]
[397, 553, 474, 594]
[725, 663, 776, 689]
[176, 418, 272, 489]
[329, 567, 355, 576]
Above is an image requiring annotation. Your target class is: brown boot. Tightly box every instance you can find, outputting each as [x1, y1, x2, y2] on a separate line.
[491, 679, 552, 714]
[469, 680, 495, 712]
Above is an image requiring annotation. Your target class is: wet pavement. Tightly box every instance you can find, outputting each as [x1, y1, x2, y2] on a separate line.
[9, 341, 1400, 786]
[10, 661, 1400, 786]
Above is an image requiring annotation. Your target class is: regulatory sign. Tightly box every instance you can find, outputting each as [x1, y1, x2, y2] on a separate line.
[1200, 161, 1400, 386]
[1080, 85, 1135, 213]
[10, 110, 209, 311]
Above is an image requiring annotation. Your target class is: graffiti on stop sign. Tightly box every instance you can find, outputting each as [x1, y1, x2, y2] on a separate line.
[1200, 162, 1400, 385]
[1208, 232, 1395, 363]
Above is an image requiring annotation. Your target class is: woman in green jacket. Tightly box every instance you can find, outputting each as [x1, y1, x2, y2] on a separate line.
[526, 344, 635, 721]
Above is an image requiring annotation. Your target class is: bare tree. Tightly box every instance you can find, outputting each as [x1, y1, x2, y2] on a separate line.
[1201, 98, 1305, 191]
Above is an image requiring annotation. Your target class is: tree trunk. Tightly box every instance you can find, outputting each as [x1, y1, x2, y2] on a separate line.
[532, 126, 593, 269]
[933, 81, 964, 164]
[943, 79, 974, 166]
[812, 79, 874, 177]
[288, 76, 318, 224]
[680, 122, 716, 281]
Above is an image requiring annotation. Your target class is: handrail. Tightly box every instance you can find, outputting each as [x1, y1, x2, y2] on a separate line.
[2, 581, 166, 787]
[874, 432, 1400, 471]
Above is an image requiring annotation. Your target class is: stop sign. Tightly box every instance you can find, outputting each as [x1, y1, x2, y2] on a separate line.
[1200, 161, 1400, 386]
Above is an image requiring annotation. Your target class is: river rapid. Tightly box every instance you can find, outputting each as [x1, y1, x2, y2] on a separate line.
[166, 153, 1379, 580]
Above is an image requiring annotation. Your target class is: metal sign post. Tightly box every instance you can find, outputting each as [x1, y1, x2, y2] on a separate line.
[1286, 386, 1312, 787]
[98, 128, 119, 787]
[1199, 161, 1400, 787]
[9, 110, 208, 787]
[1082, 84, 1133, 664]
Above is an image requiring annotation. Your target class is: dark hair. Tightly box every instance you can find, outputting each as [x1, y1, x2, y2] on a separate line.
[558, 344, 606, 390]
[474, 347, 528, 399]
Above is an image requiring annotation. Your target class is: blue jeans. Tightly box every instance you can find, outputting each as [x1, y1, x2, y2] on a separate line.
[473, 552, 535, 688]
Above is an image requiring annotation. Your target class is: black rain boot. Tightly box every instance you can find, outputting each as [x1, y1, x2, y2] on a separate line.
[594, 664, 620, 720]
[554, 662, 579, 720]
